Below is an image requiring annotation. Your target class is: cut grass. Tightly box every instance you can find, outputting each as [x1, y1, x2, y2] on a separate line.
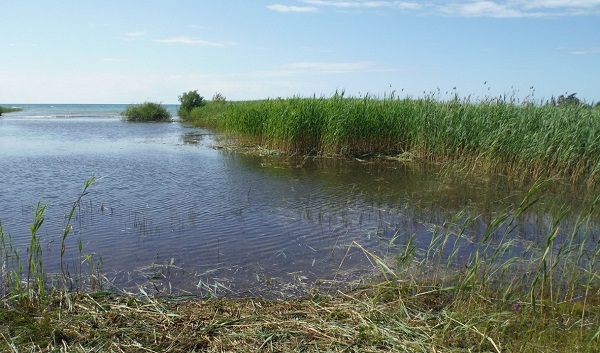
[0, 279, 598, 352]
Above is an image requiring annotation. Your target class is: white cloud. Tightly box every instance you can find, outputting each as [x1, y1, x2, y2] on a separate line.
[303, 1, 361, 7]
[267, 4, 318, 12]
[440, 1, 525, 17]
[283, 61, 399, 74]
[303, 1, 421, 10]
[121, 31, 147, 41]
[439, 1, 600, 17]
[299, 0, 600, 17]
[153, 36, 236, 47]
[520, 0, 600, 9]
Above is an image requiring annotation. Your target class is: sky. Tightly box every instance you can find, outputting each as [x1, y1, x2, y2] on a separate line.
[1, 0, 599, 104]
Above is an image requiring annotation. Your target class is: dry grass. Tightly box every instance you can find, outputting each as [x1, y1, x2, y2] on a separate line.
[2, 279, 599, 353]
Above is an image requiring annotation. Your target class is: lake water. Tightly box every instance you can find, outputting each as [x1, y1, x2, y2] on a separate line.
[0, 105, 598, 298]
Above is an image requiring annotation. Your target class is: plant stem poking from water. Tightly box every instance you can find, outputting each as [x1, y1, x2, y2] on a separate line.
[60, 177, 96, 290]
[26, 202, 47, 304]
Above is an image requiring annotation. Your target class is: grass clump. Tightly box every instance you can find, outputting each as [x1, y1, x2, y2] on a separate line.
[184, 92, 600, 185]
[122, 102, 171, 122]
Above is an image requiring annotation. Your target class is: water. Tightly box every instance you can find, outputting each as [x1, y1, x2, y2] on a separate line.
[0, 105, 598, 298]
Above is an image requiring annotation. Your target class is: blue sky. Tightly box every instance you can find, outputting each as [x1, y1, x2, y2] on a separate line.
[1, 1, 599, 104]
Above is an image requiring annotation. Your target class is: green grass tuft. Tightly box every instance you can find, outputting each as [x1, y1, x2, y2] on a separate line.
[122, 102, 172, 122]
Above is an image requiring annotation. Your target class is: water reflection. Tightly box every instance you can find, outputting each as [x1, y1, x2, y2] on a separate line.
[180, 132, 212, 145]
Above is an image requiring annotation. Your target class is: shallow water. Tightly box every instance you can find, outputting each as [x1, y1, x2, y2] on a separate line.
[0, 105, 598, 298]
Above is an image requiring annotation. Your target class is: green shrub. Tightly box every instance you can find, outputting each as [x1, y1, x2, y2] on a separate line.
[122, 102, 171, 122]
[178, 90, 206, 119]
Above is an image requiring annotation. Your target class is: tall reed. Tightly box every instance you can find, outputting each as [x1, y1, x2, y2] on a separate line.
[189, 93, 600, 185]
[0, 177, 98, 304]
[360, 179, 600, 345]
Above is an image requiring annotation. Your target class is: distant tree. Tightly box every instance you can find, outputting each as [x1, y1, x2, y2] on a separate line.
[556, 93, 582, 106]
[212, 92, 227, 104]
[178, 90, 205, 119]
[122, 102, 171, 122]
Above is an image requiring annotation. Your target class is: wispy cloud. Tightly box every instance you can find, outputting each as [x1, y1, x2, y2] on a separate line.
[121, 31, 146, 41]
[267, 4, 319, 12]
[283, 61, 398, 74]
[559, 46, 600, 55]
[439, 1, 525, 17]
[521, 0, 600, 10]
[295, 0, 600, 17]
[153, 36, 236, 47]
[303, 0, 421, 9]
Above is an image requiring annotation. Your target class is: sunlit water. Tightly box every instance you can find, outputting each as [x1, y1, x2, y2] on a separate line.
[0, 105, 598, 298]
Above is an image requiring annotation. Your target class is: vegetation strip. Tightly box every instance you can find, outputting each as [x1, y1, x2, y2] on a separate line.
[182, 92, 600, 185]
[0, 106, 22, 116]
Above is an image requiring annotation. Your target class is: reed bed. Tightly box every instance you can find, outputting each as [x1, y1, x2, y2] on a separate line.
[0, 106, 22, 116]
[187, 93, 600, 185]
[1, 179, 599, 352]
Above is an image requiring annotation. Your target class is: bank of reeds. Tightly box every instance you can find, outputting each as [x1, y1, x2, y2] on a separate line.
[187, 93, 600, 185]
[0, 106, 22, 116]
[1, 179, 599, 352]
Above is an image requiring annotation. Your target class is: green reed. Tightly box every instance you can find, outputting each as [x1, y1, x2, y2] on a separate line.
[188, 93, 600, 185]
[366, 179, 600, 346]
[61, 176, 96, 288]
[0, 177, 99, 305]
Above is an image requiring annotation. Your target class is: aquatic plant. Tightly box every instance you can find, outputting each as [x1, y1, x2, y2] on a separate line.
[1, 181, 598, 351]
[1, 173, 599, 352]
[0, 177, 102, 305]
[186, 92, 600, 185]
[122, 102, 171, 122]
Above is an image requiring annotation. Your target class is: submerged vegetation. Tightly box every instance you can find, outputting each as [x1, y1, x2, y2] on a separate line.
[183, 92, 600, 186]
[1, 178, 599, 351]
[122, 102, 171, 122]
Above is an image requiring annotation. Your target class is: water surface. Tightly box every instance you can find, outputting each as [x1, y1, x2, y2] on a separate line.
[0, 105, 597, 298]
